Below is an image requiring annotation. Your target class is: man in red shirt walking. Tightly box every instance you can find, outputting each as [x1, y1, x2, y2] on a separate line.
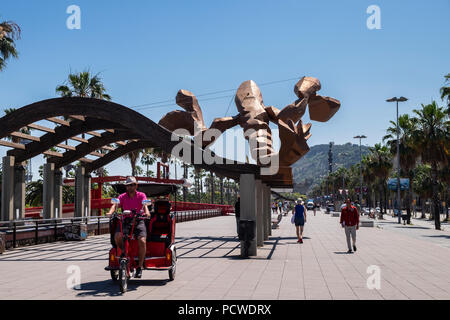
[340, 198, 359, 253]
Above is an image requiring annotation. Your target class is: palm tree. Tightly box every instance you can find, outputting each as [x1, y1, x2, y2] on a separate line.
[412, 164, 433, 219]
[383, 114, 419, 222]
[140, 148, 157, 177]
[56, 71, 111, 140]
[26, 180, 43, 207]
[411, 101, 449, 230]
[56, 71, 111, 100]
[122, 148, 143, 177]
[0, 20, 21, 71]
[440, 73, 450, 113]
[361, 155, 375, 209]
[3, 108, 31, 142]
[367, 143, 393, 218]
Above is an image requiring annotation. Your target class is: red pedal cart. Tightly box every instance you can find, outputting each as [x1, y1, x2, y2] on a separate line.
[105, 194, 177, 293]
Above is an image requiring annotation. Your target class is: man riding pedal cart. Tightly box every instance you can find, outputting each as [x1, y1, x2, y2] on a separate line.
[107, 176, 150, 278]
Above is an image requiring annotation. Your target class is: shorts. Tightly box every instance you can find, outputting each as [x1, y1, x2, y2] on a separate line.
[295, 219, 305, 227]
[115, 219, 147, 239]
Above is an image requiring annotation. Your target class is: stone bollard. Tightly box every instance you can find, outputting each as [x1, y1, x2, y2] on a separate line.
[360, 219, 375, 227]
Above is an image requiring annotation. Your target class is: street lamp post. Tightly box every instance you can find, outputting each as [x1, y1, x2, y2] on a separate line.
[386, 96, 408, 224]
[353, 135, 367, 208]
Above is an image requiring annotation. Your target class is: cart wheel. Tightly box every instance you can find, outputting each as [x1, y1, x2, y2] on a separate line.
[169, 249, 176, 281]
[119, 259, 128, 293]
[169, 264, 176, 281]
[110, 270, 119, 281]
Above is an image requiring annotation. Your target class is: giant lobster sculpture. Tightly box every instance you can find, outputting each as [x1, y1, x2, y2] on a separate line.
[158, 76, 340, 169]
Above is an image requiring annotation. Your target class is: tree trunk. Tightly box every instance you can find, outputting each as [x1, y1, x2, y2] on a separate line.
[182, 164, 187, 202]
[379, 185, 384, 219]
[431, 162, 441, 230]
[210, 173, 215, 204]
[445, 190, 449, 221]
[220, 177, 224, 204]
[383, 183, 387, 218]
[131, 161, 136, 177]
[420, 197, 426, 219]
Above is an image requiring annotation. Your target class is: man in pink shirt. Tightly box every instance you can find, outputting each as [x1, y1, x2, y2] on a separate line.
[107, 177, 150, 278]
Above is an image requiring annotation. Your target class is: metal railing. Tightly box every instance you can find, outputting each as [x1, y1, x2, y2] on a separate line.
[174, 209, 222, 222]
[0, 209, 222, 251]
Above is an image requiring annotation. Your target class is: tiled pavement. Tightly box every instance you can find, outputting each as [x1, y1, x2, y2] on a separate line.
[0, 209, 449, 300]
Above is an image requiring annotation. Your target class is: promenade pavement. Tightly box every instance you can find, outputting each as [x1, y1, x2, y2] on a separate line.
[0, 209, 449, 300]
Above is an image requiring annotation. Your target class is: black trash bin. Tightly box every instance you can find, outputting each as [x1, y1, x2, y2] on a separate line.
[238, 220, 255, 257]
[238, 220, 255, 241]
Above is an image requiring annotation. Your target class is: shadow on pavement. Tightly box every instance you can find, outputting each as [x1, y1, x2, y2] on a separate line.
[394, 226, 431, 230]
[423, 234, 450, 239]
[75, 278, 169, 297]
[75, 279, 127, 297]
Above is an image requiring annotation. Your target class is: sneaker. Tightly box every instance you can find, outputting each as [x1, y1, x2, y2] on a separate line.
[299, 238, 303, 243]
[297, 239, 301, 243]
[135, 267, 142, 278]
[347, 249, 353, 254]
[353, 245, 357, 252]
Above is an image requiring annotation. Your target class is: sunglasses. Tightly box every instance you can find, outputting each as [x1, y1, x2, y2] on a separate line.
[126, 184, 137, 187]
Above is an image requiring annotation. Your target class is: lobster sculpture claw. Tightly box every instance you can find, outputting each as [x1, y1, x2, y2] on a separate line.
[158, 76, 340, 168]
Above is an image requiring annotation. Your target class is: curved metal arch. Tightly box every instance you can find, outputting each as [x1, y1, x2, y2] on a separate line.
[0, 98, 172, 151]
[0, 97, 288, 185]
[0, 97, 241, 169]
[84, 140, 257, 180]
[48, 130, 144, 170]
[7, 118, 127, 163]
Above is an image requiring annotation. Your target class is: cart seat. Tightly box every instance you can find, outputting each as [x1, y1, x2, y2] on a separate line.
[147, 200, 172, 246]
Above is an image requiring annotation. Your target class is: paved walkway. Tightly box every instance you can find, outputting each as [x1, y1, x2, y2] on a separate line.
[377, 214, 450, 249]
[0, 209, 449, 300]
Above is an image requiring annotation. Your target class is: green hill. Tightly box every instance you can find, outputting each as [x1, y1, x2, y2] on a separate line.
[292, 143, 370, 195]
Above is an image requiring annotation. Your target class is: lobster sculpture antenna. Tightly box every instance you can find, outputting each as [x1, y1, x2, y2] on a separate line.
[158, 76, 340, 169]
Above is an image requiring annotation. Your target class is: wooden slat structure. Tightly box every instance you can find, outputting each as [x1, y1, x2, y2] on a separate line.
[0, 140, 26, 150]
[86, 131, 102, 137]
[0, 97, 294, 188]
[27, 123, 55, 134]
[46, 117, 70, 127]
[89, 151, 104, 157]
[43, 150, 63, 158]
[56, 144, 76, 151]
[10, 132, 40, 142]
[68, 115, 85, 121]
[71, 136, 89, 144]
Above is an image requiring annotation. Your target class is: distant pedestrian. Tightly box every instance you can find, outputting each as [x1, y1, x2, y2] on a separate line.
[278, 201, 283, 214]
[313, 201, 317, 216]
[354, 200, 362, 216]
[340, 198, 359, 253]
[234, 195, 240, 235]
[272, 202, 277, 214]
[292, 199, 307, 243]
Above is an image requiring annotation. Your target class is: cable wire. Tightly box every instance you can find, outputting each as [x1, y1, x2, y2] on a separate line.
[131, 75, 301, 112]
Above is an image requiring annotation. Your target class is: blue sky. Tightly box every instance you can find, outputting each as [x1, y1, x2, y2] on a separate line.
[1, 0, 449, 179]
